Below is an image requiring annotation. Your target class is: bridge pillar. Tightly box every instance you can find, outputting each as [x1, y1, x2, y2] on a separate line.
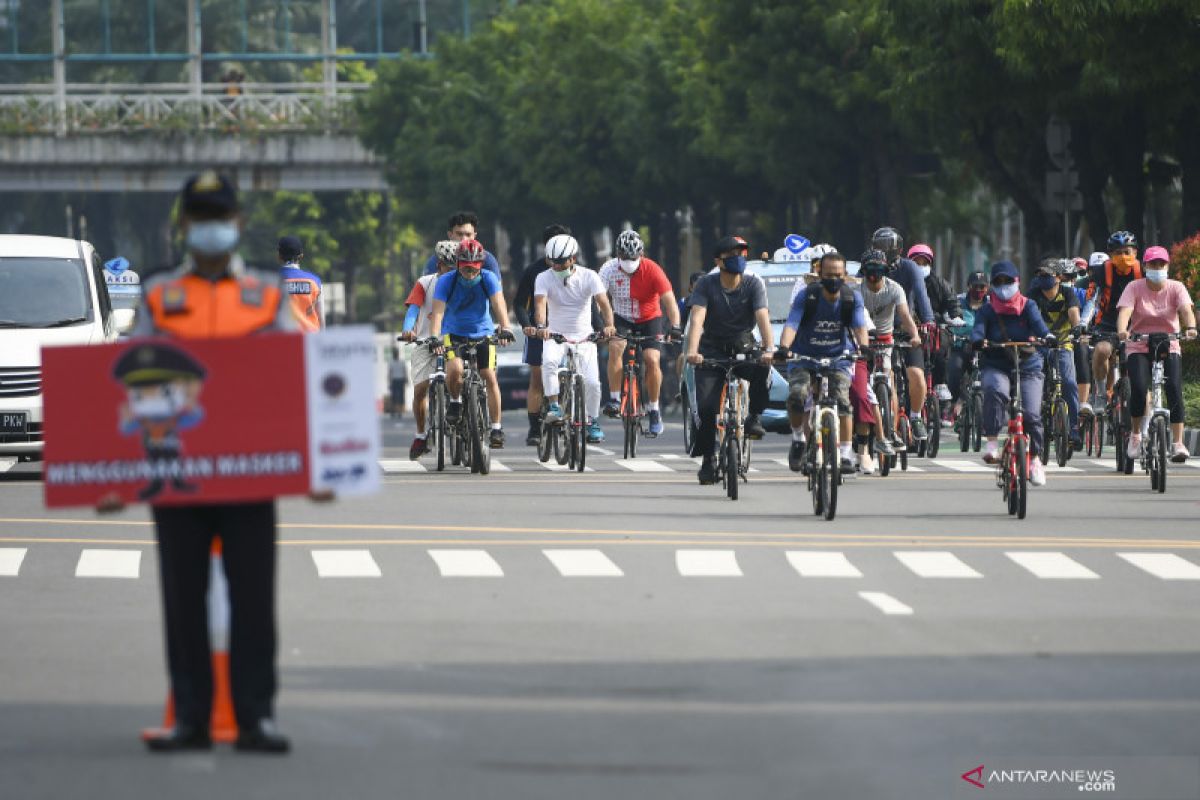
[51, 0, 66, 137]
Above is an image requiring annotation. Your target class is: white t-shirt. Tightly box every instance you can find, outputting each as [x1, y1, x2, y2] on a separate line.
[403, 272, 442, 338]
[535, 267, 605, 340]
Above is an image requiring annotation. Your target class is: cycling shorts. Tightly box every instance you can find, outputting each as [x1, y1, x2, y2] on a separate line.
[899, 341, 926, 371]
[444, 335, 496, 370]
[523, 335, 544, 367]
[613, 314, 666, 353]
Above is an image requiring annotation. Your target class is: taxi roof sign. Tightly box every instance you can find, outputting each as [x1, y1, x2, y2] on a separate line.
[784, 234, 810, 254]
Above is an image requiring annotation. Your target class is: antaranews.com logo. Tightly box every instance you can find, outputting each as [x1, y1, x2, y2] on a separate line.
[962, 764, 1117, 792]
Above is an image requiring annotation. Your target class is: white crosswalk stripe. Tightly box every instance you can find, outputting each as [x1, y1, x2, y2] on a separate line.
[75, 549, 142, 579]
[786, 551, 862, 578]
[858, 591, 913, 615]
[0, 547, 27, 576]
[0, 459, 15, 474]
[1117, 553, 1200, 581]
[543, 549, 624, 577]
[616, 458, 674, 472]
[428, 549, 504, 577]
[1043, 463, 1082, 473]
[311, 549, 382, 578]
[380, 459, 427, 473]
[1006, 551, 1098, 579]
[676, 550, 742, 576]
[932, 459, 994, 473]
[538, 460, 594, 472]
[894, 551, 982, 578]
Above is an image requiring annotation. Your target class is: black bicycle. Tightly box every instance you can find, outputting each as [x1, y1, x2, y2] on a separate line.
[443, 336, 501, 476]
[1039, 339, 1073, 467]
[698, 352, 758, 500]
[1130, 332, 1184, 493]
[409, 336, 450, 471]
[950, 333, 983, 453]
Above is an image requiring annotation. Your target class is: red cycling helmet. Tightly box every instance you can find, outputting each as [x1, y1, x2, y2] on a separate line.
[456, 239, 486, 265]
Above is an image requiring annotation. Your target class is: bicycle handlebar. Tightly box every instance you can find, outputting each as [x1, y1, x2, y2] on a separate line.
[549, 332, 606, 344]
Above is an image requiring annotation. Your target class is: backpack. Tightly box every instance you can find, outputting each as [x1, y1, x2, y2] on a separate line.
[801, 284, 857, 330]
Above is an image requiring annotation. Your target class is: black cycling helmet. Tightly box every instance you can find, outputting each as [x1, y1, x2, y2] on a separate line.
[870, 227, 904, 264]
[1035, 256, 1064, 276]
[966, 270, 988, 287]
[1106, 230, 1137, 251]
[859, 248, 889, 273]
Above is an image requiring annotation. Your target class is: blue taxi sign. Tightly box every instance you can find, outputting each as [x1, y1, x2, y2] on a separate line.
[104, 256, 129, 275]
[784, 234, 810, 254]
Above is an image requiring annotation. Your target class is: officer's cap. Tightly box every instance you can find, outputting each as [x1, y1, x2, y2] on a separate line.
[278, 235, 304, 260]
[180, 170, 239, 218]
[113, 343, 207, 387]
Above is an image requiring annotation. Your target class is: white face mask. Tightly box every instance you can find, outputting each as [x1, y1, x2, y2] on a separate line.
[920, 265, 931, 279]
[618, 258, 640, 274]
[1146, 268, 1168, 284]
[130, 384, 186, 418]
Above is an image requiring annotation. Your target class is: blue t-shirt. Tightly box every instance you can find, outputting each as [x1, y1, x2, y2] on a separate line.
[434, 269, 502, 338]
[785, 285, 867, 361]
[423, 250, 501, 277]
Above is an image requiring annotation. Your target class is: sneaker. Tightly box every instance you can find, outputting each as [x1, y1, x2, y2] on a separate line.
[858, 452, 875, 475]
[1070, 434, 1083, 452]
[982, 440, 999, 464]
[544, 402, 564, 423]
[1079, 401, 1093, 417]
[602, 399, 621, 418]
[1029, 459, 1046, 487]
[744, 414, 766, 440]
[408, 437, 429, 460]
[788, 439, 806, 473]
[890, 433, 906, 450]
[936, 383, 952, 401]
[839, 454, 855, 473]
[910, 417, 929, 441]
[446, 401, 463, 423]
[941, 415, 954, 429]
[1171, 442, 1190, 463]
[646, 409, 664, 438]
[697, 457, 717, 485]
[525, 427, 540, 447]
[875, 437, 896, 456]
[586, 421, 605, 443]
[1126, 434, 1141, 460]
[489, 428, 505, 449]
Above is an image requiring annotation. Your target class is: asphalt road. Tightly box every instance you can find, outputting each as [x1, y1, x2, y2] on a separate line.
[2, 410, 1199, 800]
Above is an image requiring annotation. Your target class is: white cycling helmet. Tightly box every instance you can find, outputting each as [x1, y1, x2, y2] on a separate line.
[809, 243, 836, 261]
[434, 240, 459, 265]
[614, 229, 644, 260]
[1088, 250, 1107, 268]
[545, 234, 580, 261]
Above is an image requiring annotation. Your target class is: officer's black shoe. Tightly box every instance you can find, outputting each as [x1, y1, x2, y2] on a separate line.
[171, 479, 198, 493]
[697, 456, 717, 485]
[137, 480, 165, 502]
[144, 724, 212, 753]
[234, 719, 290, 754]
[446, 401, 463, 423]
[745, 414, 766, 440]
[788, 440, 805, 473]
[489, 428, 506, 449]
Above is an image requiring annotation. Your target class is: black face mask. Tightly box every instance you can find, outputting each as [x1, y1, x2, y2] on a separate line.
[821, 277, 844, 293]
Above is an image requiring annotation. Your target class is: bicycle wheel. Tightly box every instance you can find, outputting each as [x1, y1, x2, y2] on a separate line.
[958, 399, 971, 453]
[1150, 415, 1168, 493]
[1050, 400, 1067, 467]
[681, 384, 695, 456]
[621, 374, 639, 459]
[1094, 412, 1105, 459]
[1001, 444, 1013, 510]
[431, 382, 447, 472]
[924, 394, 940, 458]
[821, 414, 839, 521]
[809, 439, 824, 516]
[1014, 436, 1028, 519]
[537, 399, 553, 463]
[1081, 413, 1094, 457]
[897, 415, 910, 471]
[471, 384, 491, 475]
[970, 393, 983, 451]
[573, 374, 587, 473]
[876, 435, 891, 477]
[724, 432, 740, 501]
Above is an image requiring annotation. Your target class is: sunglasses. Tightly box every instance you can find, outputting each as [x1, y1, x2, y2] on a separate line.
[992, 277, 1016, 286]
[548, 257, 572, 267]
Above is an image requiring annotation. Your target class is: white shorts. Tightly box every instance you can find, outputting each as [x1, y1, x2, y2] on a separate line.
[410, 345, 436, 385]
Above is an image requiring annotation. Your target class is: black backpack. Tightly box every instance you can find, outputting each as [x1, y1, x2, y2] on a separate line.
[801, 284, 857, 330]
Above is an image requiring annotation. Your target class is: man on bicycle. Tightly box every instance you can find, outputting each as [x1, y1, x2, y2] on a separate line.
[948, 270, 988, 422]
[871, 227, 936, 442]
[514, 223, 572, 446]
[684, 235, 775, 485]
[909, 243, 964, 423]
[421, 211, 502, 278]
[776, 251, 869, 474]
[532, 234, 617, 444]
[860, 248, 920, 452]
[428, 239, 515, 449]
[1115, 245, 1198, 462]
[399, 240, 458, 459]
[1087, 231, 1143, 409]
[599, 229, 682, 437]
[1027, 257, 1082, 450]
[971, 261, 1053, 486]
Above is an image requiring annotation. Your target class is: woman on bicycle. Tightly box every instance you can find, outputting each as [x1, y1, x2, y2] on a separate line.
[948, 270, 987, 423]
[971, 261, 1052, 486]
[1115, 245, 1198, 463]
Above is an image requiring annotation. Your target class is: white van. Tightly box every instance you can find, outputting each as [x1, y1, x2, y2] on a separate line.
[0, 235, 117, 461]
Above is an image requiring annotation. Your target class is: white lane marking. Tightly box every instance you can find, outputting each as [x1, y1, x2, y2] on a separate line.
[538, 461, 594, 472]
[1087, 460, 1116, 470]
[589, 446, 614, 456]
[1118, 553, 1200, 581]
[932, 459, 994, 473]
[786, 551, 862, 578]
[75, 549, 141, 579]
[771, 458, 792, 468]
[658, 453, 685, 459]
[1178, 460, 1200, 470]
[428, 549, 504, 577]
[310, 549, 382, 578]
[676, 550, 742, 576]
[0, 459, 15, 474]
[897, 464, 925, 472]
[1042, 463, 1082, 472]
[1006, 551, 1099, 579]
[894, 551, 983, 578]
[380, 459, 427, 473]
[543, 549, 624, 577]
[0, 547, 27, 576]
[616, 458, 675, 472]
[488, 459, 512, 472]
[858, 591, 913, 615]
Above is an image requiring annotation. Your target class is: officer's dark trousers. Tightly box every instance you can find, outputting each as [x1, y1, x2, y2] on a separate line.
[152, 501, 277, 730]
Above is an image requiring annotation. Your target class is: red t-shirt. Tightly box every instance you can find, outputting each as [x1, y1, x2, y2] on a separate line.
[600, 257, 673, 323]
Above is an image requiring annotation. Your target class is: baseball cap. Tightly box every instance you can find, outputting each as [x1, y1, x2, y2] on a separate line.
[1142, 245, 1170, 264]
[278, 236, 304, 260]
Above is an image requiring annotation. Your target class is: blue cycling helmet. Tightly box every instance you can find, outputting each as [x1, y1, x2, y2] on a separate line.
[1106, 230, 1137, 252]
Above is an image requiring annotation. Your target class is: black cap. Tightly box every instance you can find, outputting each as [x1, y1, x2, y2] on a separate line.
[713, 235, 750, 258]
[113, 343, 207, 387]
[278, 235, 304, 260]
[180, 170, 239, 217]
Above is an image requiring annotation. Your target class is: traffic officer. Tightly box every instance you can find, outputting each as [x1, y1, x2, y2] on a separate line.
[107, 170, 306, 753]
[277, 235, 324, 331]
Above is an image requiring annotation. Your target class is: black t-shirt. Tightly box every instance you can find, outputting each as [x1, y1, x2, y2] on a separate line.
[690, 272, 767, 354]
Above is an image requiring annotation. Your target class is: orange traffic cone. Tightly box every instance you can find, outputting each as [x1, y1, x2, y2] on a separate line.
[142, 537, 238, 743]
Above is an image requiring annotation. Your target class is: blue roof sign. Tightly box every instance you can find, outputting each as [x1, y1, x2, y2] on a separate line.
[784, 234, 810, 254]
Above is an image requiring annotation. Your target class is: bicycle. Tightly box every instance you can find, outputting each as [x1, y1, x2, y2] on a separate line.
[784, 352, 856, 521]
[950, 333, 983, 453]
[1130, 332, 1183, 493]
[981, 341, 1046, 520]
[409, 336, 450, 472]
[1095, 333, 1133, 475]
[864, 336, 896, 477]
[1039, 338, 1074, 468]
[443, 335, 501, 476]
[890, 340, 915, 471]
[919, 323, 942, 458]
[613, 334, 664, 459]
[698, 351, 758, 500]
[1079, 337, 1101, 459]
[537, 333, 603, 473]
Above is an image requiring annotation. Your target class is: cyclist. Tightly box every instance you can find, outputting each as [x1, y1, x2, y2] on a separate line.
[871, 227, 936, 441]
[1087, 231, 1142, 411]
[684, 235, 775, 484]
[277, 236, 324, 331]
[971, 261, 1053, 486]
[399, 240, 458, 459]
[1115, 245, 1198, 462]
[599, 229, 682, 437]
[532, 234, 617, 444]
[859, 248, 919, 451]
[675, 270, 706, 396]
[514, 223, 572, 446]
[422, 211, 502, 277]
[1072, 254, 1102, 416]
[428, 239, 515, 449]
[1027, 257, 1082, 450]
[776, 250, 869, 474]
[948, 270, 988, 421]
[908, 243, 963, 422]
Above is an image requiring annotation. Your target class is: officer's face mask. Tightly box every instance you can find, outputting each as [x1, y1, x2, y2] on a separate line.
[618, 258, 640, 274]
[186, 219, 240, 257]
[130, 384, 186, 419]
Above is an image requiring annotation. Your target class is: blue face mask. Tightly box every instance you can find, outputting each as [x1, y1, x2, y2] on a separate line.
[459, 270, 482, 286]
[992, 282, 1018, 301]
[722, 255, 747, 274]
[1146, 269, 1168, 284]
[186, 220, 240, 256]
[1031, 275, 1057, 292]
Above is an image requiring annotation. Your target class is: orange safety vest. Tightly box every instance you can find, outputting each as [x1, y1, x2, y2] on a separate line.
[145, 272, 283, 339]
[1093, 259, 1142, 322]
[283, 275, 322, 332]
